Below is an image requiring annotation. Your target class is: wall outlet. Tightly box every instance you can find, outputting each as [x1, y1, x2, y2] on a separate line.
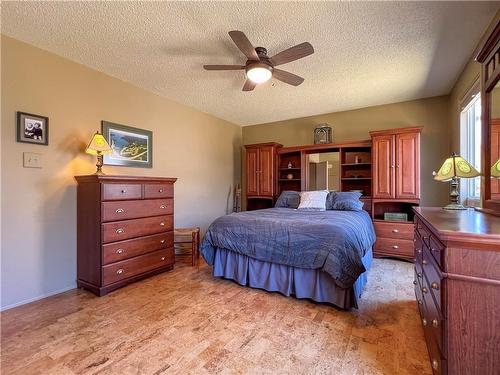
[23, 152, 42, 168]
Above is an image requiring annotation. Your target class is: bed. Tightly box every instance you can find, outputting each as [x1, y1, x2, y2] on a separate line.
[200, 207, 376, 309]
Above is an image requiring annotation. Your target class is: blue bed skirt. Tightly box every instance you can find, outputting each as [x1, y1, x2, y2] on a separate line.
[212, 247, 373, 309]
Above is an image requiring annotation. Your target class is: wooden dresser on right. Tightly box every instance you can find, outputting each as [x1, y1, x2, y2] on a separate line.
[413, 207, 500, 375]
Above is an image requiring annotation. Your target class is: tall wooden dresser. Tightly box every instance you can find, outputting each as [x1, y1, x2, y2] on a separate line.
[370, 126, 422, 260]
[245, 142, 282, 210]
[75, 175, 177, 296]
[413, 207, 500, 375]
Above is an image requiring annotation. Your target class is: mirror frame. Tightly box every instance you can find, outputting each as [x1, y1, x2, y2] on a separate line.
[477, 19, 500, 215]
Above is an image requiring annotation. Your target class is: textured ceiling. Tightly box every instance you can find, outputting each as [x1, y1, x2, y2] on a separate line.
[1, 1, 498, 126]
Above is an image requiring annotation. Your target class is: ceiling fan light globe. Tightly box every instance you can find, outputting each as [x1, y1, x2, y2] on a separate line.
[246, 66, 272, 84]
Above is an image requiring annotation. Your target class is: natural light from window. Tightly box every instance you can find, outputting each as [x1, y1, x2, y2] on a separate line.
[460, 93, 481, 205]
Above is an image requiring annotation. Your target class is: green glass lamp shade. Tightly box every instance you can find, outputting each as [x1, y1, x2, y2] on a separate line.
[492, 158, 500, 178]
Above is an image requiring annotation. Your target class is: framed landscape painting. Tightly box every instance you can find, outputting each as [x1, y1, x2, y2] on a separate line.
[101, 121, 153, 168]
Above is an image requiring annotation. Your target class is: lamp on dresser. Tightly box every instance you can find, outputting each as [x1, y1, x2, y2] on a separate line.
[86, 131, 112, 175]
[433, 153, 480, 210]
[492, 158, 500, 177]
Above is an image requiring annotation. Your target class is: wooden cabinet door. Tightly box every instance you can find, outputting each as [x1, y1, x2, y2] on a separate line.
[246, 148, 259, 196]
[491, 122, 500, 200]
[259, 145, 275, 197]
[373, 135, 395, 198]
[395, 132, 420, 199]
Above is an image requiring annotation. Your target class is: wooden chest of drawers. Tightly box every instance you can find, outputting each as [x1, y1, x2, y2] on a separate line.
[413, 207, 500, 375]
[75, 175, 177, 296]
[373, 220, 415, 260]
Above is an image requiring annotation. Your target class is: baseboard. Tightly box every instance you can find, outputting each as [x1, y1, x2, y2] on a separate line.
[0, 283, 76, 312]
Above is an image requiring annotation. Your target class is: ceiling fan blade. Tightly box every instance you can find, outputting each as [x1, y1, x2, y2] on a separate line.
[203, 65, 245, 70]
[242, 80, 257, 91]
[273, 69, 304, 86]
[270, 42, 314, 66]
[229, 31, 259, 61]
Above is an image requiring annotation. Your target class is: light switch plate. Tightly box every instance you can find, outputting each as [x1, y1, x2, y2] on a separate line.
[23, 152, 42, 168]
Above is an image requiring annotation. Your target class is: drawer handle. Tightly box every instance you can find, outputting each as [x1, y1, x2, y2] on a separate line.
[161, 256, 166, 261]
[392, 229, 399, 233]
[432, 360, 439, 370]
[159, 188, 163, 193]
[116, 269, 124, 275]
[422, 318, 427, 326]
[422, 259, 428, 265]
[160, 205, 166, 209]
[431, 247, 436, 252]
[115, 208, 125, 213]
[413, 280, 417, 285]
[116, 228, 124, 234]
[160, 222, 165, 227]
[422, 287, 428, 294]
[431, 282, 439, 290]
[417, 299, 423, 305]
[116, 249, 124, 254]
[416, 249, 422, 254]
[432, 319, 439, 328]
[160, 239, 166, 244]
[392, 245, 399, 249]
[121, 189, 127, 194]
[417, 272, 422, 278]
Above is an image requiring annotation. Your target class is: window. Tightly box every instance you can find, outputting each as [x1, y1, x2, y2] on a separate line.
[460, 89, 481, 206]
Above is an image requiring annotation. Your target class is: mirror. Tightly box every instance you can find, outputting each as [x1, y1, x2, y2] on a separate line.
[489, 80, 500, 201]
[306, 152, 340, 191]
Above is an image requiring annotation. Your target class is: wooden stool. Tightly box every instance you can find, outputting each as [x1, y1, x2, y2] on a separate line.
[174, 227, 200, 266]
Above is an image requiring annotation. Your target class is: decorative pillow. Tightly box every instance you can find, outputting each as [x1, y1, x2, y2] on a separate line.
[329, 191, 364, 211]
[297, 190, 329, 211]
[275, 191, 300, 209]
[326, 191, 337, 210]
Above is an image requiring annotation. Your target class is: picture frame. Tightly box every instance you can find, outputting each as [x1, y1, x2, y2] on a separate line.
[101, 121, 153, 168]
[16, 112, 49, 145]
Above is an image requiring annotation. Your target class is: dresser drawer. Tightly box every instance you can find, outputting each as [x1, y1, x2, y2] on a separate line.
[102, 183, 142, 201]
[102, 215, 173, 243]
[421, 278, 446, 370]
[422, 321, 447, 375]
[374, 238, 414, 258]
[144, 183, 173, 199]
[374, 221, 414, 240]
[102, 232, 173, 265]
[102, 199, 173, 222]
[428, 234, 444, 268]
[422, 250, 444, 314]
[414, 269, 424, 309]
[415, 218, 431, 245]
[102, 248, 174, 285]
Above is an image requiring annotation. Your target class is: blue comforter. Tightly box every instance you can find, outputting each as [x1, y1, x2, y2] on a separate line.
[201, 208, 376, 288]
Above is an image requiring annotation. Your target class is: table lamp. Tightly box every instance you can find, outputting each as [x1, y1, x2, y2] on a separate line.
[492, 158, 500, 178]
[433, 153, 480, 210]
[86, 131, 112, 175]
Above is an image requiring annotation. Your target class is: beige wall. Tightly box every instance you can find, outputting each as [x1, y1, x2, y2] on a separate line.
[242, 96, 451, 207]
[1, 36, 242, 309]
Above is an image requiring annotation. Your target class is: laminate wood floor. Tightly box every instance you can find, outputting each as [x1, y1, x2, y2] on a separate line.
[1, 259, 431, 375]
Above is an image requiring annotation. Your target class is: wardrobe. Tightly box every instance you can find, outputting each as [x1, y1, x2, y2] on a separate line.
[245, 142, 282, 210]
[370, 126, 422, 260]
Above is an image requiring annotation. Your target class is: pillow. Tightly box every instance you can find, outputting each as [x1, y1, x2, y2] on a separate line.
[297, 190, 329, 210]
[326, 191, 337, 210]
[329, 191, 364, 211]
[275, 191, 300, 209]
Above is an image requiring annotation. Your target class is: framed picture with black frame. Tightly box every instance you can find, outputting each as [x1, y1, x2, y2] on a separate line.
[16, 112, 49, 145]
[101, 120, 153, 168]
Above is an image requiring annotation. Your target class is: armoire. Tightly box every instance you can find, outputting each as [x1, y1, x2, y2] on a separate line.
[243, 126, 422, 261]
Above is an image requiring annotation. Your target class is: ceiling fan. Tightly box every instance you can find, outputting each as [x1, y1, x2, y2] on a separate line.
[203, 31, 314, 91]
